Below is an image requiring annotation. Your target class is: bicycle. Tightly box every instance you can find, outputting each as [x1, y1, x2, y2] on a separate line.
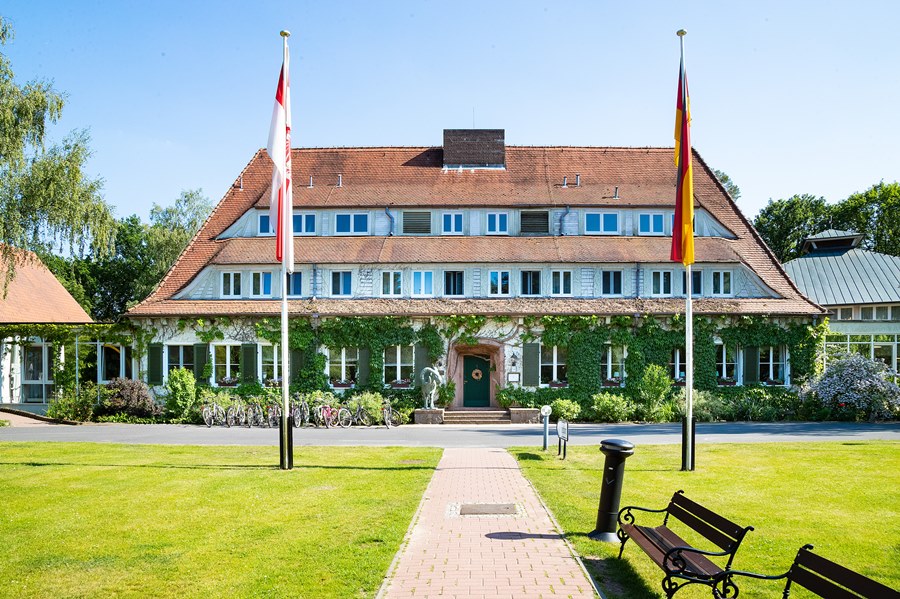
[382, 400, 401, 428]
[202, 400, 226, 428]
[266, 401, 282, 428]
[347, 400, 372, 427]
[245, 398, 265, 428]
[292, 399, 309, 427]
[226, 400, 246, 428]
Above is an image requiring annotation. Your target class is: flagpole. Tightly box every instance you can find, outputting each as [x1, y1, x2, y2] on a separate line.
[678, 28, 694, 472]
[279, 29, 292, 471]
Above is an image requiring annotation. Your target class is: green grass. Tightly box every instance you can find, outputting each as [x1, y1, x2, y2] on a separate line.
[513, 441, 900, 598]
[0, 419, 8, 427]
[0, 442, 441, 599]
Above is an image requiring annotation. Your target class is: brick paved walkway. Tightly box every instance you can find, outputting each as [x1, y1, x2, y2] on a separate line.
[380, 447, 596, 599]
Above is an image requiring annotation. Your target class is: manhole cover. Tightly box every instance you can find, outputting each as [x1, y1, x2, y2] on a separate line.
[459, 503, 517, 516]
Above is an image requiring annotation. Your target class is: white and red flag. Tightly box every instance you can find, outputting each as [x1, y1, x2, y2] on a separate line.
[267, 41, 294, 272]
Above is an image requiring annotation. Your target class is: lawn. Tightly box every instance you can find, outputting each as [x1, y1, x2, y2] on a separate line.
[0, 442, 441, 599]
[513, 441, 900, 598]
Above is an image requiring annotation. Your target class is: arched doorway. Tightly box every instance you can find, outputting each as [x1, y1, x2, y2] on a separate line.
[448, 340, 505, 409]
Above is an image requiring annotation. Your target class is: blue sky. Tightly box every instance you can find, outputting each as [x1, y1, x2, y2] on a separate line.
[4, 1, 898, 221]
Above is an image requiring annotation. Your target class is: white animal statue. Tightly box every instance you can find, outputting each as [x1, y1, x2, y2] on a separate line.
[420, 366, 445, 410]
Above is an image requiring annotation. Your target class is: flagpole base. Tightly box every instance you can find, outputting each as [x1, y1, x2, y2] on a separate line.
[680, 416, 696, 471]
[279, 413, 293, 470]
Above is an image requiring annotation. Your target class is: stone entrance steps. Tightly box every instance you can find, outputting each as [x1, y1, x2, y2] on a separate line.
[442, 409, 511, 425]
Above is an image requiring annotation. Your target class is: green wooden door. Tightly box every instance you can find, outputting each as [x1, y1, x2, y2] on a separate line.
[463, 355, 491, 407]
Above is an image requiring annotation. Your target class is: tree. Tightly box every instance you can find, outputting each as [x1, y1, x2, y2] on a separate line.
[711, 168, 741, 201]
[830, 182, 900, 257]
[0, 17, 114, 288]
[753, 194, 832, 263]
[144, 189, 213, 295]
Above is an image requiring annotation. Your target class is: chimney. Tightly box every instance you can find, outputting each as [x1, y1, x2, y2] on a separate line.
[442, 129, 505, 168]
[562, 176, 568, 188]
[575, 174, 581, 187]
[337, 174, 343, 188]
[614, 186, 619, 199]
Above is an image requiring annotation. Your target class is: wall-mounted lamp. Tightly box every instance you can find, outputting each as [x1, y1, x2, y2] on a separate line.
[510, 352, 519, 368]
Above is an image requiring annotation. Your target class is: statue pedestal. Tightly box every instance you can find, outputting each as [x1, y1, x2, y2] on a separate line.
[509, 408, 541, 424]
[413, 409, 444, 425]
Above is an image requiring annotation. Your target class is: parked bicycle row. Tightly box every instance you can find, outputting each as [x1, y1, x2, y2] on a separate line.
[201, 393, 401, 429]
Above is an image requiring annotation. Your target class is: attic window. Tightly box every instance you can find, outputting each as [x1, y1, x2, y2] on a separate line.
[520, 211, 550, 234]
[403, 211, 432, 235]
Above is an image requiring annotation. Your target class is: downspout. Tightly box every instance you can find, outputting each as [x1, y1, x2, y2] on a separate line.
[634, 262, 641, 297]
[312, 264, 318, 300]
[557, 206, 571, 236]
[384, 207, 395, 236]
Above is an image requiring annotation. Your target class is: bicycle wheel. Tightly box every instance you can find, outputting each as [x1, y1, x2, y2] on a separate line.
[357, 409, 371, 427]
[202, 405, 213, 428]
[383, 407, 392, 429]
[268, 405, 281, 428]
[226, 406, 237, 428]
[323, 407, 334, 428]
[336, 407, 352, 428]
[300, 401, 310, 426]
[389, 408, 401, 428]
[214, 404, 226, 427]
[291, 405, 302, 428]
[246, 404, 261, 428]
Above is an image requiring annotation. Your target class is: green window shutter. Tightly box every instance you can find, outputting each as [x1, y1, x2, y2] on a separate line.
[357, 348, 371, 386]
[289, 349, 305, 384]
[193, 343, 209, 383]
[413, 344, 428, 386]
[523, 342, 540, 387]
[147, 344, 163, 386]
[742, 346, 759, 384]
[241, 343, 258, 383]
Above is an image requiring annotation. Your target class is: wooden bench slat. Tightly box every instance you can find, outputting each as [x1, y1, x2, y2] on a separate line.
[671, 492, 745, 540]
[626, 524, 722, 578]
[795, 549, 900, 598]
[790, 567, 861, 599]
[667, 503, 736, 552]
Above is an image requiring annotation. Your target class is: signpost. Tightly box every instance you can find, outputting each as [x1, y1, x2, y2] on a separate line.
[540, 405, 551, 450]
[556, 419, 569, 459]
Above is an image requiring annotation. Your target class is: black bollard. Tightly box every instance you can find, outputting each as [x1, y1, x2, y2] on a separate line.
[588, 439, 635, 542]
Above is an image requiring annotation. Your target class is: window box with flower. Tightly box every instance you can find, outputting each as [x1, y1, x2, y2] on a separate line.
[717, 377, 737, 387]
[603, 377, 623, 387]
[265, 378, 282, 388]
[390, 378, 412, 389]
[548, 380, 568, 388]
[674, 377, 686, 387]
[763, 378, 785, 386]
[217, 376, 240, 387]
[330, 379, 354, 389]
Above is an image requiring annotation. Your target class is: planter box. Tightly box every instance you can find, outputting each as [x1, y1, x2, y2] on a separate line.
[414, 408, 444, 425]
[718, 381, 737, 387]
[331, 383, 353, 389]
[548, 382, 568, 389]
[390, 383, 412, 389]
[509, 407, 540, 424]
[603, 381, 622, 387]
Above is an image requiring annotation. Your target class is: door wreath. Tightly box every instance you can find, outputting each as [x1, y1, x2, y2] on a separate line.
[471, 368, 483, 381]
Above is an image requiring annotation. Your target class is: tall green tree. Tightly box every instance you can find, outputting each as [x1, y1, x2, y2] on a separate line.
[0, 16, 114, 287]
[830, 182, 900, 257]
[711, 168, 741, 201]
[753, 194, 832, 263]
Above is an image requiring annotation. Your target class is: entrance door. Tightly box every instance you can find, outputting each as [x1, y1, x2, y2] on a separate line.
[463, 355, 491, 407]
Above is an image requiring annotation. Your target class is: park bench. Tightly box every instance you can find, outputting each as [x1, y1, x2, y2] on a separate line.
[616, 490, 754, 598]
[713, 544, 899, 598]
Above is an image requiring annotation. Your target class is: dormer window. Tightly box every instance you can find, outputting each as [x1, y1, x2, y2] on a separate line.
[222, 272, 241, 298]
[335, 213, 369, 235]
[638, 213, 665, 235]
[293, 213, 316, 235]
[712, 270, 732, 296]
[258, 213, 273, 236]
[250, 272, 273, 297]
[486, 212, 509, 235]
[442, 212, 464, 235]
[586, 212, 619, 235]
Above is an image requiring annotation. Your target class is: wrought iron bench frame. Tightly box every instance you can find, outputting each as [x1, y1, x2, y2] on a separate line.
[616, 490, 754, 598]
[713, 544, 899, 599]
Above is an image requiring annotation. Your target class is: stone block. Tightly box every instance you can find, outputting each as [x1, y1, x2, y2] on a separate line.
[414, 408, 444, 425]
[509, 407, 540, 424]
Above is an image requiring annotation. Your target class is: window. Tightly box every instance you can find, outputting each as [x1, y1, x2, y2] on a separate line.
[682, 270, 702, 296]
[101, 344, 133, 382]
[601, 270, 623, 296]
[222, 272, 241, 297]
[540, 344, 567, 385]
[384, 345, 414, 386]
[332, 271, 352, 296]
[586, 212, 619, 234]
[601, 345, 626, 384]
[892, 306, 900, 322]
[486, 212, 509, 234]
[489, 270, 510, 296]
[875, 305, 890, 320]
[717, 344, 738, 383]
[445, 271, 465, 296]
[712, 270, 732, 296]
[261, 344, 281, 383]
[22, 343, 54, 402]
[213, 345, 241, 385]
[259, 213, 272, 235]
[381, 271, 402, 297]
[521, 270, 541, 296]
[251, 272, 273, 297]
[402, 211, 432, 234]
[442, 212, 464, 234]
[837, 307, 853, 320]
[651, 271, 673, 296]
[293, 213, 316, 235]
[167, 345, 194, 373]
[520, 211, 550, 234]
[335, 213, 369, 234]
[759, 346, 786, 385]
[286, 272, 302, 297]
[638, 213, 665, 235]
[670, 347, 687, 382]
[861, 307, 874, 320]
[551, 270, 572, 296]
[328, 347, 358, 386]
[412, 271, 434, 297]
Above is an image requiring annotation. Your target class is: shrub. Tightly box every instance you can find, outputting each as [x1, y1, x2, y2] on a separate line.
[100, 378, 163, 418]
[435, 382, 456, 409]
[346, 391, 384, 422]
[46, 382, 104, 422]
[165, 368, 196, 420]
[550, 398, 581, 421]
[630, 364, 673, 421]
[591, 391, 633, 422]
[801, 353, 900, 421]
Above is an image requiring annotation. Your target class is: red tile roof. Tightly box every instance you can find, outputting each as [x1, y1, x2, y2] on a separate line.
[128, 145, 824, 318]
[0, 249, 93, 324]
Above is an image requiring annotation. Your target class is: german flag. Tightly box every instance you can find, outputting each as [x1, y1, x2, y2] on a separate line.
[671, 52, 695, 265]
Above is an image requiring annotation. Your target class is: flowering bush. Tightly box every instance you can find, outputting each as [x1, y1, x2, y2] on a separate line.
[801, 353, 900, 421]
[165, 367, 196, 420]
[550, 398, 581, 421]
[591, 391, 633, 422]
